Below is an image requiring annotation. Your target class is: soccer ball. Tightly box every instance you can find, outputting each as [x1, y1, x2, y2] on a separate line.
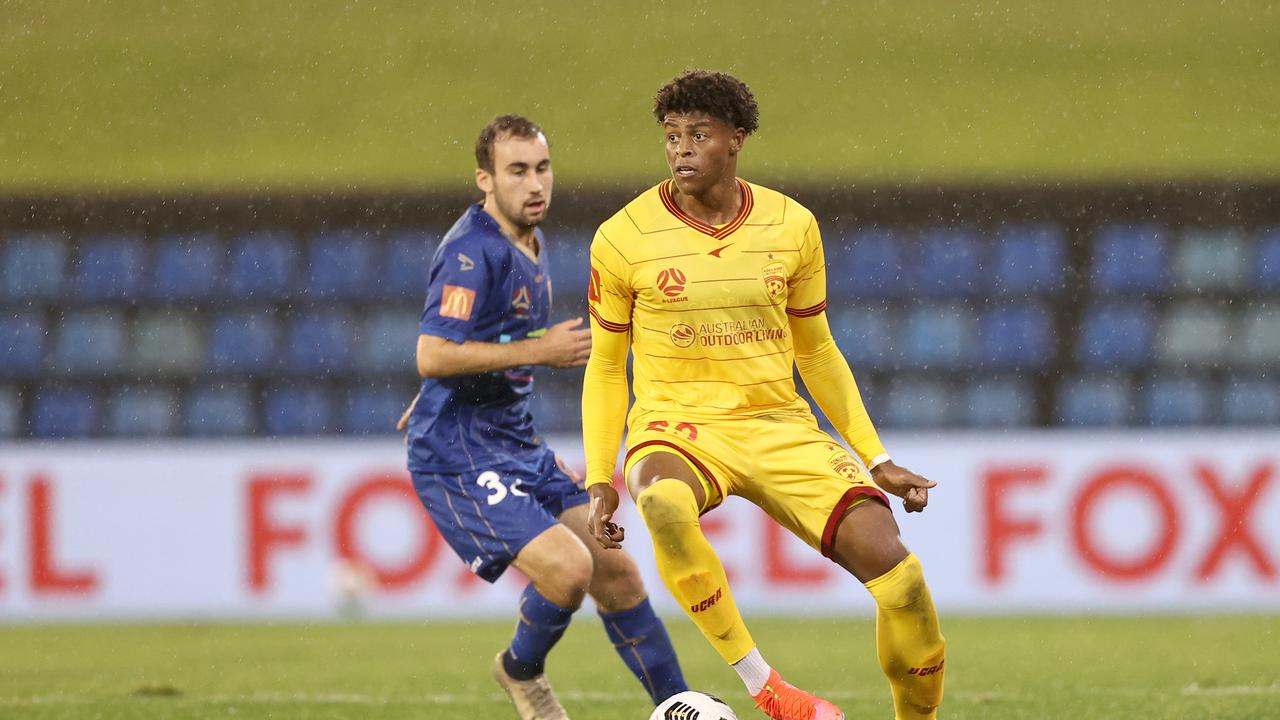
[648, 690, 738, 720]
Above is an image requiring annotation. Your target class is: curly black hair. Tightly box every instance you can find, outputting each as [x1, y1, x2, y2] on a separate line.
[475, 114, 545, 173]
[653, 70, 759, 135]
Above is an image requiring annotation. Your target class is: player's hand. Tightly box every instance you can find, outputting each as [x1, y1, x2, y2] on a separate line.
[396, 392, 421, 432]
[871, 461, 937, 513]
[555, 454, 583, 485]
[535, 317, 593, 368]
[587, 483, 625, 549]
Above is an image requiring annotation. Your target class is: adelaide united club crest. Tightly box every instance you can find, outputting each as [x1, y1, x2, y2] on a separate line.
[762, 261, 787, 299]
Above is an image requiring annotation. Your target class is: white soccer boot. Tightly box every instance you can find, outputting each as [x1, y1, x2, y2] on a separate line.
[491, 650, 570, 720]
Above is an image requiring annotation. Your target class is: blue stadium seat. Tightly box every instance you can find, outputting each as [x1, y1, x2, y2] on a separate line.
[826, 307, 898, 369]
[51, 309, 126, 375]
[1257, 229, 1280, 290]
[1091, 224, 1169, 293]
[32, 386, 99, 438]
[185, 383, 256, 436]
[0, 385, 20, 437]
[355, 308, 418, 373]
[0, 310, 47, 378]
[150, 233, 223, 299]
[1156, 301, 1230, 366]
[1076, 302, 1156, 369]
[209, 309, 279, 372]
[902, 305, 976, 368]
[129, 311, 204, 375]
[990, 224, 1067, 294]
[226, 231, 298, 299]
[1057, 375, 1133, 426]
[979, 303, 1054, 368]
[344, 385, 409, 435]
[1240, 305, 1280, 366]
[912, 229, 982, 297]
[884, 377, 954, 428]
[833, 229, 906, 299]
[265, 387, 335, 435]
[73, 234, 146, 300]
[1223, 377, 1280, 425]
[1142, 375, 1213, 426]
[1173, 229, 1247, 291]
[382, 231, 438, 298]
[306, 230, 378, 299]
[962, 377, 1036, 427]
[2, 233, 67, 300]
[285, 311, 355, 375]
[107, 385, 179, 436]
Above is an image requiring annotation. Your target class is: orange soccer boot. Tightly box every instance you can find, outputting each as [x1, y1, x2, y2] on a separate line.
[751, 669, 844, 720]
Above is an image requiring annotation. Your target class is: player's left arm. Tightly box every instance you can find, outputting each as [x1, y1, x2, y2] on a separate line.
[788, 216, 936, 512]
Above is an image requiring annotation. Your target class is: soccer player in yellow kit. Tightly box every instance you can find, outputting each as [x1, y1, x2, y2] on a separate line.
[583, 70, 946, 720]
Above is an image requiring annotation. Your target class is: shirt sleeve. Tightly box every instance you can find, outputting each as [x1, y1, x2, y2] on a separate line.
[587, 229, 632, 333]
[787, 213, 828, 318]
[420, 240, 491, 343]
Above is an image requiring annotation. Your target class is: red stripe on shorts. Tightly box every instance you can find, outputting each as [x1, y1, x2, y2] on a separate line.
[624, 439, 724, 515]
[820, 485, 890, 558]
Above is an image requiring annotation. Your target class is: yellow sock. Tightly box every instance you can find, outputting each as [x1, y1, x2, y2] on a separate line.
[636, 478, 754, 664]
[864, 553, 946, 720]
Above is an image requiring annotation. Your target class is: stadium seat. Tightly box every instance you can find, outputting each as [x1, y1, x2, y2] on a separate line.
[344, 385, 410, 435]
[1257, 229, 1280, 290]
[979, 303, 1054, 369]
[826, 306, 898, 369]
[264, 386, 336, 435]
[1, 233, 67, 300]
[31, 386, 99, 437]
[149, 233, 223, 299]
[285, 310, 355, 375]
[355, 308, 418, 373]
[185, 383, 256, 436]
[1223, 377, 1280, 425]
[990, 224, 1068, 295]
[226, 231, 298, 299]
[0, 310, 47, 377]
[1142, 375, 1213, 426]
[382, 230, 439, 299]
[306, 230, 378, 299]
[1240, 305, 1280, 366]
[884, 376, 954, 428]
[1076, 302, 1156, 369]
[107, 385, 179, 436]
[912, 228, 982, 297]
[209, 308, 280, 373]
[129, 311, 204, 375]
[0, 385, 20, 437]
[1172, 229, 1247, 291]
[73, 234, 146, 300]
[962, 377, 1036, 427]
[902, 304, 976, 368]
[833, 229, 906, 299]
[1091, 224, 1169, 294]
[51, 309, 126, 376]
[1156, 301, 1231, 366]
[1056, 374, 1133, 426]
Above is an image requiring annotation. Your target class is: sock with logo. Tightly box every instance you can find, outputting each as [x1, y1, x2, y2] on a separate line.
[502, 583, 574, 681]
[635, 478, 754, 665]
[864, 553, 946, 720]
[599, 597, 689, 704]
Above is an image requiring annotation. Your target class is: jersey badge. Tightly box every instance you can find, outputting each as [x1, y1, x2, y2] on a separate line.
[762, 261, 787, 298]
[656, 267, 688, 303]
[440, 284, 476, 320]
[457, 253, 475, 271]
[511, 285, 532, 317]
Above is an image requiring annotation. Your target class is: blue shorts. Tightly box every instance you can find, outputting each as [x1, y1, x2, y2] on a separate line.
[411, 449, 589, 583]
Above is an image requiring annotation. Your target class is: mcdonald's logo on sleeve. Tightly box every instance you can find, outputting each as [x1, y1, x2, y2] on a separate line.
[439, 284, 477, 320]
[588, 266, 602, 303]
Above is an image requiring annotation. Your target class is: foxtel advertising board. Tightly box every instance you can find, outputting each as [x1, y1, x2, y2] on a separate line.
[0, 432, 1276, 621]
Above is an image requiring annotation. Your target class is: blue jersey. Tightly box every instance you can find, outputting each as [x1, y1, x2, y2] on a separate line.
[406, 204, 554, 473]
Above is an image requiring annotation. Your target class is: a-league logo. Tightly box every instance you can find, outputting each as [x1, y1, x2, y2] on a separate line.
[656, 267, 687, 299]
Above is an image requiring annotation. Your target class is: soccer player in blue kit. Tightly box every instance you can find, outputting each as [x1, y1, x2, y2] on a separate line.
[401, 115, 686, 719]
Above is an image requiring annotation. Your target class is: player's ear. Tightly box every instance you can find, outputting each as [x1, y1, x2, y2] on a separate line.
[475, 167, 494, 195]
[729, 128, 747, 155]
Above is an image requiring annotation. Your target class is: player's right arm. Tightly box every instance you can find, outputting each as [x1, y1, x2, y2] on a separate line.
[582, 231, 634, 548]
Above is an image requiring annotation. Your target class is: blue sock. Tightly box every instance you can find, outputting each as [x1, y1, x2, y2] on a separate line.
[503, 584, 574, 681]
[599, 597, 688, 704]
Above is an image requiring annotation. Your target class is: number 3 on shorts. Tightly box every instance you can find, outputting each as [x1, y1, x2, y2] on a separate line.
[476, 470, 528, 506]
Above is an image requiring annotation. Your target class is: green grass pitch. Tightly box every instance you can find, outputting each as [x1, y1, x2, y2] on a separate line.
[2, 615, 1277, 719]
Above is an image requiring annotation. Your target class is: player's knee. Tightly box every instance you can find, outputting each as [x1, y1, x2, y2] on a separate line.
[535, 539, 593, 607]
[636, 479, 698, 531]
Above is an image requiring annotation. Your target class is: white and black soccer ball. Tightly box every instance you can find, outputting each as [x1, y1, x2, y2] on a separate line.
[648, 690, 738, 720]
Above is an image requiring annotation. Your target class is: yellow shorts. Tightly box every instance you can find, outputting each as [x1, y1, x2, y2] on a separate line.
[623, 411, 888, 558]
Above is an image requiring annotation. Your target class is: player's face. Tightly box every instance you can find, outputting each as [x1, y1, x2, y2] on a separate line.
[477, 133, 553, 230]
[662, 113, 744, 195]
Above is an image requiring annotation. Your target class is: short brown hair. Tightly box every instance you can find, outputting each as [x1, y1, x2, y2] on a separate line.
[475, 114, 545, 173]
[653, 70, 759, 135]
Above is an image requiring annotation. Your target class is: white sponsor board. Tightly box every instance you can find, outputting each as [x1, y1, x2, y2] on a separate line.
[0, 431, 1276, 621]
